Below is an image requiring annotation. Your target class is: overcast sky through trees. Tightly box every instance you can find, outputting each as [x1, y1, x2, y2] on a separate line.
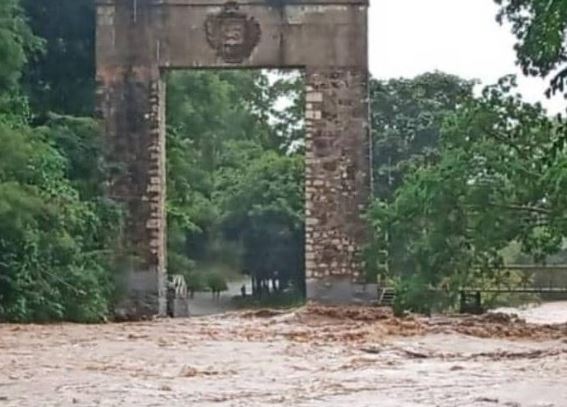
[368, 0, 565, 115]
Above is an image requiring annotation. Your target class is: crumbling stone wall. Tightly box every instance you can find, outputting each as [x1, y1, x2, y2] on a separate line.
[97, 70, 167, 319]
[305, 68, 371, 302]
[96, 0, 370, 318]
[96, 1, 167, 318]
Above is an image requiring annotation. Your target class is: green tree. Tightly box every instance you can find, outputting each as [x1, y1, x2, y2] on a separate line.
[368, 72, 474, 284]
[22, 0, 95, 116]
[0, 1, 120, 322]
[165, 70, 305, 290]
[368, 76, 567, 313]
[165, 71, 270, 271]
[0, 0, 41, 123]
[0, 0, 40, 93]
[371, 72, 475, 201]
[0, 120, 118, 322]
[216, 148, 305, 292]
[495, 0, 567, 97]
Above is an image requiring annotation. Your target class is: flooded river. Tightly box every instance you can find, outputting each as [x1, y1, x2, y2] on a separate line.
[1, 303, 566, 406]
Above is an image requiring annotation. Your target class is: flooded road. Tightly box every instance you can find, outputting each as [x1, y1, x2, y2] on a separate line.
[1, 303, 566, 407]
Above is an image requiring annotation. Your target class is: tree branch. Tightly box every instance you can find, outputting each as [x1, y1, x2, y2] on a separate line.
[466, 202, 551, 215]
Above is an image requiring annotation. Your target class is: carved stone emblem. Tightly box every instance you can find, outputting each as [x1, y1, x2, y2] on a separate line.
[205, 2, 261, 64]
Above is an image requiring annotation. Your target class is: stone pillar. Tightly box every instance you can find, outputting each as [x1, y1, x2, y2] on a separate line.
[97, 69, 167, 319]
[96, 1, 167, 319]
[304, 67, 372, 303]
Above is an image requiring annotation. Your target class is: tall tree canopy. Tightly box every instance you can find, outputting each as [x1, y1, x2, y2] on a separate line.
[368, 76, 567, 313]
[0, 0, 39, 94]
[165, 70, 305, 293]
[371, 72, 475, 201]
[0, 1, 118, 322]
[367, 73, 475, 286]
[21, 0, 95, 116]
[216, 147, 305, 291]
[495, 0, 567, 97]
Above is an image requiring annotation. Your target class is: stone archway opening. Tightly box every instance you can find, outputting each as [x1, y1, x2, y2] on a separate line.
[164, 68, 307, 315]
[96, 0, 371, 319]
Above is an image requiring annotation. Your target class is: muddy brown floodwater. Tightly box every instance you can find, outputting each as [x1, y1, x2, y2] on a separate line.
[1, 303, 567, 407]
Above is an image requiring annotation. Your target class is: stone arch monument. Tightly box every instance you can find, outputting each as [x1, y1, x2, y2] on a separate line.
[96, 0, 371, 318]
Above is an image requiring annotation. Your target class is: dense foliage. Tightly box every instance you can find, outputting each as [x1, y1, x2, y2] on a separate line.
[363, 1, 567, 314]
[0, 118, 120, 322]
[367, 73, 476, 284]
[371, 72, 475, 202]
[22, 0, 95, 116]
[495, 0, 567, 97]
[165, 70, 306, 295]
[368, 77, 567, 314]
[0, 2, 118, 321]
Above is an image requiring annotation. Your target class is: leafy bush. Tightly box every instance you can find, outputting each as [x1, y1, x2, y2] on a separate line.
[0, 118, 119, 322]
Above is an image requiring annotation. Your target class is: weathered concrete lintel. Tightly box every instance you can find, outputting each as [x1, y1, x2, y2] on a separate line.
[97, 0, 367, 70]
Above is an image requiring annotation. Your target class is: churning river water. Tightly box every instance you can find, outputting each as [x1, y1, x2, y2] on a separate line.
[1, 302, 566, 406]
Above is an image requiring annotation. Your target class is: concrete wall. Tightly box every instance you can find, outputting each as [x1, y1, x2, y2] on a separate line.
[96, 0, 370, 318]
[97, 0, 367, 69]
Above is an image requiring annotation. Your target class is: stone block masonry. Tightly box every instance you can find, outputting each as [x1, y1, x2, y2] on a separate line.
[96, 68, 167, 319]
[304, 68, 372, 303]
